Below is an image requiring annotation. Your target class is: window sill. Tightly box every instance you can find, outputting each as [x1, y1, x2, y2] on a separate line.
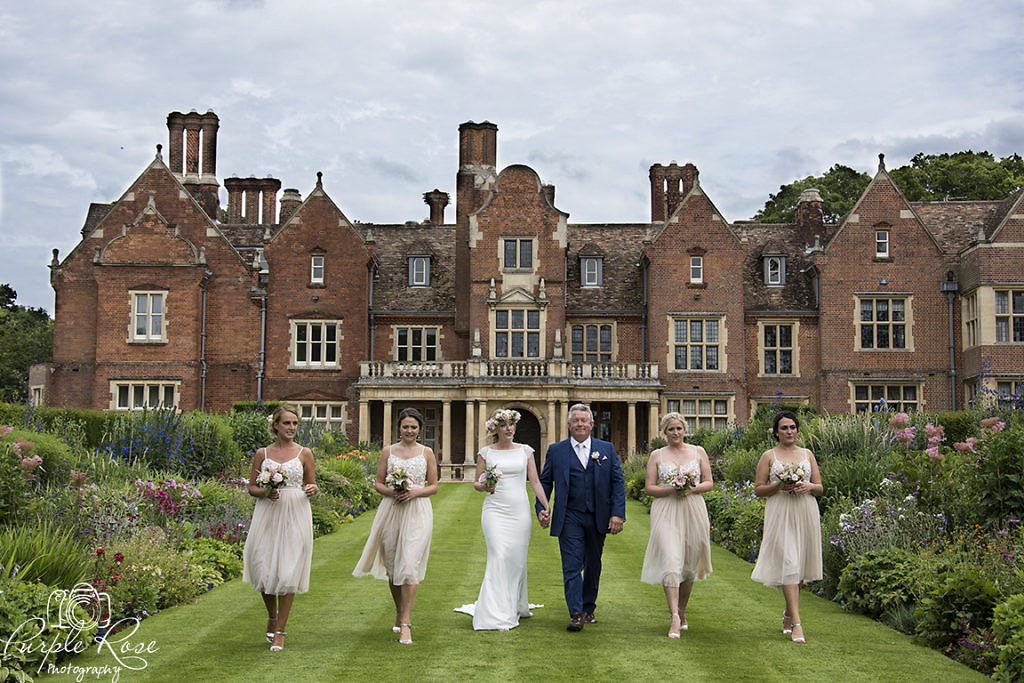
[670, 369, 725, 374]
[307, 283, 326, 289]
[686, 282, 707, 289]
[288, 364, 341, 371]
[408, 284, 431, 289]
[127, 339, 168, 345]
[502, 268, 535, 274]
[581, 284, 602, 290]
[873, 257, 893, 263]
[855, 348, 912, 352]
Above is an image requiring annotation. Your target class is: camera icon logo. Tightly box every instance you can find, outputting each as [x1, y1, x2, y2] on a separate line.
[46, 583, 112, 630]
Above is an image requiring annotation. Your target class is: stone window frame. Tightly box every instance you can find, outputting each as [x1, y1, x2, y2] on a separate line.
[757, 320, 800, 377]
[963, 291, 979, 348]
[408, 255, 431, 288]
[569, 321, 616, 362]
[129, 290, 168, 344]
[667, 314, 726, 373]
[393, 325, 441, 362]
[664, 394, 733, 431]
[995, 289, 1024, 343]
[763, 255, 786, 287]
[690, 256, 703, 284]
[581, 256, 603, 288]
[491, 307, 544, 359]
[854, 293, 914, 352]
[850, 381, 921, 413]
[110, 380, 179, 411]
[501, 236, 535, 272]
[290, 319, 341, 369]
[875, 229, 890, 258]
[310, 255, 325, 285]
[294, 401, 347, 430]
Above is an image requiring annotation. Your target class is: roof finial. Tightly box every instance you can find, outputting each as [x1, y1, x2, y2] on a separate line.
[878, 153, 886, 172]
[316, 171, 323, 188]
[156, 143, 162, 160]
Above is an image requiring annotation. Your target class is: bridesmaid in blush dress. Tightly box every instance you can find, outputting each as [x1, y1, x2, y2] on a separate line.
[242, 405, 319, 652]
[353, 407, 438, 645]
[640, 412, 713, 638]
[751, 410, 823, 644]
[457, 409, 551, 631]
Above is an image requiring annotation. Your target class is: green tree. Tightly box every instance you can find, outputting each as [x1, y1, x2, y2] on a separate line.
[0, 284, 53, 402]
[753, 164, 871, 223]
[888, 151, 1024, 201]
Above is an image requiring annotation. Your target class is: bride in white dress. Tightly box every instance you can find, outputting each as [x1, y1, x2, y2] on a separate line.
[457, 409, 551, 631]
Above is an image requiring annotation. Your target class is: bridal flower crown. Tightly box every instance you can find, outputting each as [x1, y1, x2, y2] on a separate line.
[486, 409, 521, 434]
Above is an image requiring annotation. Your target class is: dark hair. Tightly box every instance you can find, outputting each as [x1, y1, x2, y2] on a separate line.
[771, 410, 800, 440]
[397, 407, 424, 429]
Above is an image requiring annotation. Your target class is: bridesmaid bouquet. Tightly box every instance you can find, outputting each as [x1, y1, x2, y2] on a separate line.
[670, 466, 698, 491]
[256, 460, 290, 495]
[773, 461, 807, 492]
[386, 464, 410, 493]
[478, 464, 503, 493]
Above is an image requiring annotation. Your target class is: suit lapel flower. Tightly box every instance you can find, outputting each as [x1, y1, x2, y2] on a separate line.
[591, 450, 603, 466]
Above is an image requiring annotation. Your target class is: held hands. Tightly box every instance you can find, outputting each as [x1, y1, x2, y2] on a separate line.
[537, 508, 551, 528]
[607, 516, 624, 534]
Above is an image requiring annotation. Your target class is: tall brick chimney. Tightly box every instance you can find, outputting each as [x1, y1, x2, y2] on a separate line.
[279, 188, 302, 224]
[223, 176, 281, 223]
[456, 121, 498, 343]
[224, 177, 244, 223]
[649, 164, 666, 223]
[665, 163, 683, 217]
[167, 110, 220, 219]
[795, 188, 824, 247]
[261, 178, 281, 224]
[423, 189, 450, 224]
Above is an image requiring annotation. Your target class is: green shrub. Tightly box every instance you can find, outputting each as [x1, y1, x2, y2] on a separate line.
[0, 402, 113, 449]
[181, 536, 242, 584]
[837, 547, 918, 619]
[93, 536, 206, 618]
[227, 409, 273, 459]
[0, 576, 97, 680]
[916, 567, 999, 650]
[2, 428, 73, 489]
[932, 410, 981, 445]
[622, 453, 651, 509]
[970, 423, 1024, 528]
[181, 411, 243, 478]
[310, 497, 341, 536]
[0, 440, 30, 526]
[720, 445, 761, 484]
[992, 593, 1024, 682]
[819, 452, 888, 512]
[0, 523, 91, 588]
[704, 482, 764, 561]
[688, 428, 734, 458]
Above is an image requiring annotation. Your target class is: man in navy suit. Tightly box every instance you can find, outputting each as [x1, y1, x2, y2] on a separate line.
[536, 403, 626, 631]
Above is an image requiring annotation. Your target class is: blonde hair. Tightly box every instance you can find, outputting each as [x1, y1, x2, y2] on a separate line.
[269, 404, 299, 436]
[660, 412, 686, 434]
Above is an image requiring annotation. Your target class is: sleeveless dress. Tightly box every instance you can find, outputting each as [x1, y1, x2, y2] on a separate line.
[353, 449, 433, 585]
[641, 458, 712, 586]
[751, 450, 822, 586]
[455, 445, 537, 630]
[242, 451, 313, 595]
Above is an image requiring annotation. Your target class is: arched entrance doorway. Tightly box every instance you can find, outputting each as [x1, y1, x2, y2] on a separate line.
[515, 410, 542, 470]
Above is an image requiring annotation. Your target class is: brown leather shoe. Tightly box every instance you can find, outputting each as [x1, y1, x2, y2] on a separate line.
[582, 612, 596, 624]
[566, 613, 584, 631]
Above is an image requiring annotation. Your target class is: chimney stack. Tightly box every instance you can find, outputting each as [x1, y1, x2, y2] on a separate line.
[167, 110, 220, 219]
[423, 189, 450, 224]
[279, 188, 302, 224]
[542, 184, 555, 205]
[649, 164, 666, 222]
[261, 178, 281, 224]
[795, 188, 824, 247]
[224, 177, 244, 223]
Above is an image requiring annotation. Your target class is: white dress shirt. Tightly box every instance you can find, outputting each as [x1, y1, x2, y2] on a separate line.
[572, 437, 592, 469]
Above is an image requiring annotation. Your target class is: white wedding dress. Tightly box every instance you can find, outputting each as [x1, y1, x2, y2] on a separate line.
[455, 445, 541, 630]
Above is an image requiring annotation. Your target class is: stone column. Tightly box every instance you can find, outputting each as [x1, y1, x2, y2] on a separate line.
[441, 400, 451, 465]
[559, 402, 568, 441]
[545, 400, 557, 471]
[649, 401, 660, 446]
[627, 401, 637, 459]
[358, 400, 369, 444]
[382, 401, 393, 446]
[464, 400, 475, 465]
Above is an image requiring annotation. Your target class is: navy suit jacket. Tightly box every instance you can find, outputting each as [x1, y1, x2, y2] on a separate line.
[536, 437, 626, 537]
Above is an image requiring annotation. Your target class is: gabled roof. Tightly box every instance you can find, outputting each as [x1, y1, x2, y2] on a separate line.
[911, 200, 999, 253]
[266, 172, 363, 245]
[985, 187, 1024, 241]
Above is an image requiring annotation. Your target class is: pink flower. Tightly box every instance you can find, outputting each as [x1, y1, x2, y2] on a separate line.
[954, 439, 977, 453]
[272, 472, 283, 483]
[925, 423, 944, 440]
[981, 416, 1001, 428]
[889, 412, 910, 428]
[926, 446, 943, 462]
[0, 425, 12, 438]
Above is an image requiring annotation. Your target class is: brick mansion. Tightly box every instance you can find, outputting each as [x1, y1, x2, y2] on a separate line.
[31, 110, 1024, 471]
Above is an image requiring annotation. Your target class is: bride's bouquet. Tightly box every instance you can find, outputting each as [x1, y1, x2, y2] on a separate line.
[386, 464, 410, 494]
[772, 461, 807, 492]
[256, 460, 290, 496]
[478, 464, 502, 494]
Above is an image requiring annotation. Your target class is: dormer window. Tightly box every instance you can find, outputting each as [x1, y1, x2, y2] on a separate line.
[581, 257, 603, 288]
[408, 255, 430, 287]
[764, 255, 786, 286]
[310, 255, 324, 284]
[876, 230, 890, 258]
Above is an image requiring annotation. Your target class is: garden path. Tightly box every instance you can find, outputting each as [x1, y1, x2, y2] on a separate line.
[62, 484, 983, 681]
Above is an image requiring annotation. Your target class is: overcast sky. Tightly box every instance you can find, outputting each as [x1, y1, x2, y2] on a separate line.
[1, 0, 1022, 313]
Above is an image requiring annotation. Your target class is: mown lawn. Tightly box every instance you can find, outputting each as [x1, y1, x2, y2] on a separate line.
[58, 484, 983, 681]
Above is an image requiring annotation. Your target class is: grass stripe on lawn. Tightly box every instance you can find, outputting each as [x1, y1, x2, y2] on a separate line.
[57, 484, 984, 681]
